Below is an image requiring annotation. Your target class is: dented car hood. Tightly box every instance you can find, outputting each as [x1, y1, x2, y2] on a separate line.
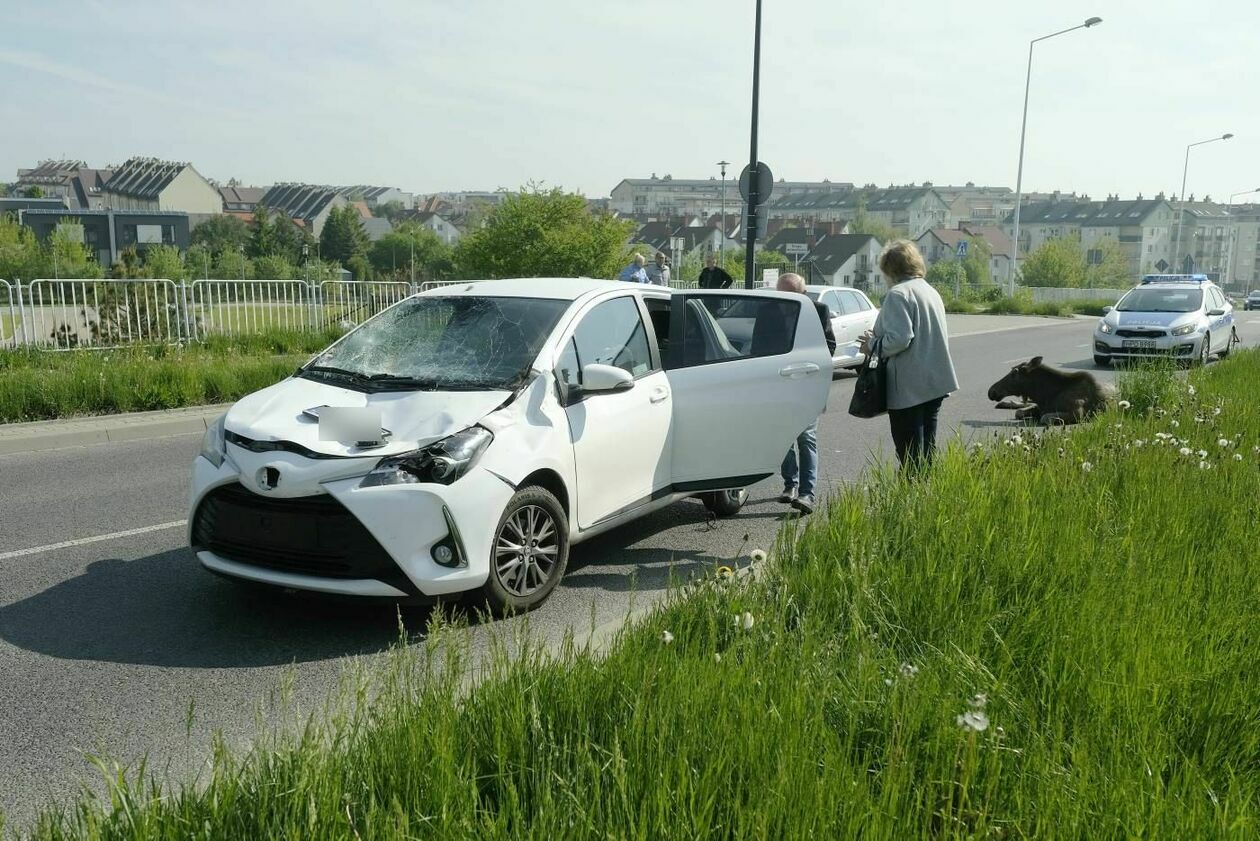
[225, 375, 513, 458]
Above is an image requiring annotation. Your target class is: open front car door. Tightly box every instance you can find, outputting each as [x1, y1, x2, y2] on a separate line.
[664, 290, 832, 491]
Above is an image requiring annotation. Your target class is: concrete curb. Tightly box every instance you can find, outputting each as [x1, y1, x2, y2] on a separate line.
[0, 404, 233, 456]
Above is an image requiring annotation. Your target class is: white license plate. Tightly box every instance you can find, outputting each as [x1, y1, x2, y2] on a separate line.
[1122, 339, 1157, 350]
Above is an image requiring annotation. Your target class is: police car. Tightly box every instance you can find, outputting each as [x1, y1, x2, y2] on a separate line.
[1093, 274, 1237, 367]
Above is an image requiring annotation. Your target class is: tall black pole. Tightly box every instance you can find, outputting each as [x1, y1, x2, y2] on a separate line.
[743, 0, 762, 289]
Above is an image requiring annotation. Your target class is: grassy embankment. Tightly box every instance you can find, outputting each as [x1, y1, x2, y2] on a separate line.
[0, 328, 340, 424]
[10, 352, 1259, 839]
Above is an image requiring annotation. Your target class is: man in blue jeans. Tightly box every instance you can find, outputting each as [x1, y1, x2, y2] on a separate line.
[774, 273, 835, 514]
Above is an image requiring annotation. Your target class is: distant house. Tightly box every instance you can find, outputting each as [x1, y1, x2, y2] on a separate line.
[19, 208, 191, 268]
[335, 185, 415, 209]
[800, 234, 884, 291]
[101, 157, 222, 215]
[766, 185, 950, 238]
[405, 211, 462, 245]
[916, 225, 1014, 282]
[0, 196, 70, 216]
[361, 217, 394, 242]
[629, 221, 674, 256]
[764, 224, 851, 261]
[14, 160, 114, 210]
[218, 186, 267, 213]
[259, 183, 348, 238]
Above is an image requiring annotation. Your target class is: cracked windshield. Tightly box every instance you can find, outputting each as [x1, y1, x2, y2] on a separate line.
[304, 295, 567, 389]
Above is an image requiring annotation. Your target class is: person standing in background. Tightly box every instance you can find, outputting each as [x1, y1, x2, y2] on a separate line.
[618, 253, 649, 284]
[699, 254, 734, 289]
[645, 251, 671, 286]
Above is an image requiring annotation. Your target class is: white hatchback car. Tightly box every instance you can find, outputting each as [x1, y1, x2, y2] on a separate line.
[190, 279, 832, 612]
[805, 285, 879, 369]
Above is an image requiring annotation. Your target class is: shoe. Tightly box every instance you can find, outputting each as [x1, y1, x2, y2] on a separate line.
[778, 486, 797, 504]
[791, 494, 816, 515]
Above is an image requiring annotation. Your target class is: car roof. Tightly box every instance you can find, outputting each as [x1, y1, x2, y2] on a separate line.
[417, 277, 636, 300]
[804, 284, 864, 294]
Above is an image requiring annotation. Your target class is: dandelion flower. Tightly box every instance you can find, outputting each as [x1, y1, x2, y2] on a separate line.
[714, 652, 722, 663]
[1195, 416, 1205, 424]
[1213, 407, 1222, 416]
[969, 693, 989, 709]
[1011, 434, 1023, 445]
[1218, 438, 1231, 448]
[1188, 385, 1197, 396]
[735, 611, 755, 631]
[1170, 419, 1180, 428]
[661, 630, 674, 645]
[1233, 453, 1244, 462]
[1198, 449, 1208, 459]
[957, 710, 990, 733]
[884, 678, 893, 686]
[1179, 447, 1192, 457]
[899, 662, 919, 678]
[1118, 400, 1131, 410]
[1134, 440, 1145, 448]
[1155, 432, 1172, 440]
[750, 549, 768, 564]
[716, 565, 735, 581]
[1081, 462, 1093, 472]
[1199, 461, 1212, 470]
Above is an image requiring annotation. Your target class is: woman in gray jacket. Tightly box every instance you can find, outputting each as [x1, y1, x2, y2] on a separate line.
[860, 240, 959, 469]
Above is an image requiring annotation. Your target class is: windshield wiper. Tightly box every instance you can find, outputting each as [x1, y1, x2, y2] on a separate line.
[301, 365, 370, 382]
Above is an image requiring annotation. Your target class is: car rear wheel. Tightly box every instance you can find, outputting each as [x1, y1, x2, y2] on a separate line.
[480, 486, 569, 615]
[1197, 332, 1211, 366]
[702, 488, 748, 517]
[1220, 327, 1237, 359]
[1093, 355, 1111, 367]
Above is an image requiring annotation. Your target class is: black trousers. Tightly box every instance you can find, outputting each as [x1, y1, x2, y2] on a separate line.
[888, 396, 945, 469]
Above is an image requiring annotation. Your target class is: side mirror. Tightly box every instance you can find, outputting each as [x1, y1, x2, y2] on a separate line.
[1208, 308, 1225, 317]
[1102, 305, 1113, 314]
[581, 364, 634, 394]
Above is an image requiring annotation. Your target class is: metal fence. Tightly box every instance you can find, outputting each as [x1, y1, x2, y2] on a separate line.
[1024, 286, 1127, 304]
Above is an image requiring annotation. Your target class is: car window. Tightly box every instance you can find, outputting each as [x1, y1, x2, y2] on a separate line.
[820, 291, 841, 316]
[1210, 288, 1227, 309]
[836, 290, 863, 316]
[685, 294, 799, 367]
[570, 296, 654, 379]
[851, 291, 874, 312]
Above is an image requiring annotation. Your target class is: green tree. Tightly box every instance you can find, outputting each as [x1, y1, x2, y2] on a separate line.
[185, 244, 214, 279]
[23, 185, 45, 199]
[47, 222, 102, 278]
[368, 222, 453, 281]
[0, 213, 44, 279]
[1084, 239, 1131, 288]
[453, 187, 633, 279]
[271, 216, 305, 264]
[346, 254, 373, 282]
[961, 237, 993, 288]
[142, 244, 186, 280]
[320, 206, 369, 266]
[375, 200, 408, 225]
[248, 205, 278, 259]
[191, 214, 250, 255]
[254, 254, 297, 280]
[1019, 236, 1087, 288]
[213, 248, 253, 280]
[926, 259, 967, 294]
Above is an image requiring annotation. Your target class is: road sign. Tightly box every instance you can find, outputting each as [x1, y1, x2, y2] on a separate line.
[956, 240, 968, 258]
[739, 162, 774, 205]
[784, 242, 809, 256]
[761, 268, 780, 287]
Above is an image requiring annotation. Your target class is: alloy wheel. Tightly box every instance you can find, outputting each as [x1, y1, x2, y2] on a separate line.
[494, 504, 560, 597]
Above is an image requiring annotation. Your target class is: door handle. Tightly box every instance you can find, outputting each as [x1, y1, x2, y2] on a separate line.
[649, 386, 671, 403]
[779, 362, 820, 378]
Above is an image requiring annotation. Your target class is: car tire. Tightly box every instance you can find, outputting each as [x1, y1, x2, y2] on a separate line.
[702, 488, 748, 517]
[1093, 355, 1111, 367]
[479, 486, 569, 615]
[1220, 327, 1237, 359]
[1197, 332, 1211, 367]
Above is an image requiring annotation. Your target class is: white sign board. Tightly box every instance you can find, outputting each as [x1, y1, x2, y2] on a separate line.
[784, 243, 809, 256]
[761, 268, 780, 287]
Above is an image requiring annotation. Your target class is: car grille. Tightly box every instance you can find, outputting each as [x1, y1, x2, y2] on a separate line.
[192, 483, 416, 594]
[1116, 329, 1167, 338]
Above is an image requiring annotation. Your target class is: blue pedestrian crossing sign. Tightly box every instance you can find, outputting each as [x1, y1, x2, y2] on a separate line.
[956, 240, 968, 258]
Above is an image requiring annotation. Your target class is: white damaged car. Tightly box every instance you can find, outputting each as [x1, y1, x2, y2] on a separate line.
[191, 279, 832, 612]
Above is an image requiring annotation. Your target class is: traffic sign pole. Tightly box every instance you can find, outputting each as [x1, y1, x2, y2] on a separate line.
[744, 0, 763, 289]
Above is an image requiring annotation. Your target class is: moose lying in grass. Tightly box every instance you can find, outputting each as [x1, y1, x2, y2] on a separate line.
[987, 356, 1113, 426]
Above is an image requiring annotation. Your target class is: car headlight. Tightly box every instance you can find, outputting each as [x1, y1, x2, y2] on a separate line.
[1171, 323, 1197, 337]
[360, 426, 493, 488]
[200, 414, 226, 468]
[1097, 320, 1114, 334]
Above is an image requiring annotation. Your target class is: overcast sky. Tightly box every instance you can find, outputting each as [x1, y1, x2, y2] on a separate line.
[2, 0, 1256, 202]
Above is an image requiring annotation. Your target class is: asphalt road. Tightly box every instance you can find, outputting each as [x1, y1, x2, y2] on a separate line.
[2, 312, 1257, 826]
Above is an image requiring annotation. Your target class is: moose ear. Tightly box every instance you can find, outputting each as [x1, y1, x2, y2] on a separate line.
[1028, 356, 1044, 368]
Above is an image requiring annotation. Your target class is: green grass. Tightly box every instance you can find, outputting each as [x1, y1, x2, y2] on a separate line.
[939, 292, 1117, 318]
[0, 328, 343, 423]
[11, 352, 1260, 839]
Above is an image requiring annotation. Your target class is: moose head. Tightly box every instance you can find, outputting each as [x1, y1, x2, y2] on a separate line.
[987, 356, 1044, 402]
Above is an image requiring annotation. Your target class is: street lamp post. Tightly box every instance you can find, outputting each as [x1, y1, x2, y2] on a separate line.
[1009, 16, 1102, 295]
[1225, 186, 1260, 288]
[717, 160, 730, 263]
[1172, 133, 1233, 273]
[743, 0, 764, 289]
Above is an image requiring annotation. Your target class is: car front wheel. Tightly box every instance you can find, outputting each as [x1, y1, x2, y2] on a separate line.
[1093, 355, 1111, 367]
[480, 486, 569, 615]
[1197, 332, 1211, 367]
[1220, 327, 1237, 359]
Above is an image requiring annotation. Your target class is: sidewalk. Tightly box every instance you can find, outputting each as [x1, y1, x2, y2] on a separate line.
[0, 404, 232, 456]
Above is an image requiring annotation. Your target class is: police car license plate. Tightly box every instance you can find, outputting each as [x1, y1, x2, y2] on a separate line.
[1123, 339, 1157, 350]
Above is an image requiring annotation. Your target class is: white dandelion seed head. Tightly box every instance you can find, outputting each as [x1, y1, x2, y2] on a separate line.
[1134, 440, 1145, 448]
[1199, 461, 1212, 470]
[1118, 400, 1131, 410]
[1234, 453, 1244, 461]
[750, 549, 768, 563]
[1114, 423, 1124, 430]
[1213, 407, 1222, 416]
[661, 630, 674, 645]
[1081, 462, 1093, 472]
[714, 652, 722, 663]
[1155, 432, 1172, 439]
[1218, 439, 1231, 448]
[1179, 447, 1192, 457]
[899, 662, 919, 678]
[957, 710, 990, 733]
[1170, 419, 1180, 428]
[1011, 434, 1023, 445]
[1188, 385, 1197, 396]
[1195, 416, 1205, 424]
[1198, 449, 1209, 458]
[884, 678, 893, 686]
[969, 693, 989, 709]
[740, 611, 755, 631]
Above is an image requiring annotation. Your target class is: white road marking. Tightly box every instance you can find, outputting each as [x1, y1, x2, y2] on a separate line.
[1077, 343, 1091, 348]
[951, 320, 1085, 339]
[0, 520, 186, 562]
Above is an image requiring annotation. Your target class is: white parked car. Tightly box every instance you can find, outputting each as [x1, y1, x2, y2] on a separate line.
[190, 279, 832, 613]
[806, 285, 879, 369]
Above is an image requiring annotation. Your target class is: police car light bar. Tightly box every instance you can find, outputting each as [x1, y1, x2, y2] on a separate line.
[1140, 274, 1210, 284]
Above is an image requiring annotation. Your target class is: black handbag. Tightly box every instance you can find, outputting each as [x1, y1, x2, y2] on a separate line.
[848, 338, 887, 419]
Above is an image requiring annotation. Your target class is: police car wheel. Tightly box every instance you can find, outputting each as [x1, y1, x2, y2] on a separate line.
[1093, 355, 1111, 368]
[1220, 328, 1236, 359]
[1197, 333, 1211, 366]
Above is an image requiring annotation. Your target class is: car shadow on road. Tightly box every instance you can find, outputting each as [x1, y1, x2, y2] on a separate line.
[0, 549, 455, 668]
